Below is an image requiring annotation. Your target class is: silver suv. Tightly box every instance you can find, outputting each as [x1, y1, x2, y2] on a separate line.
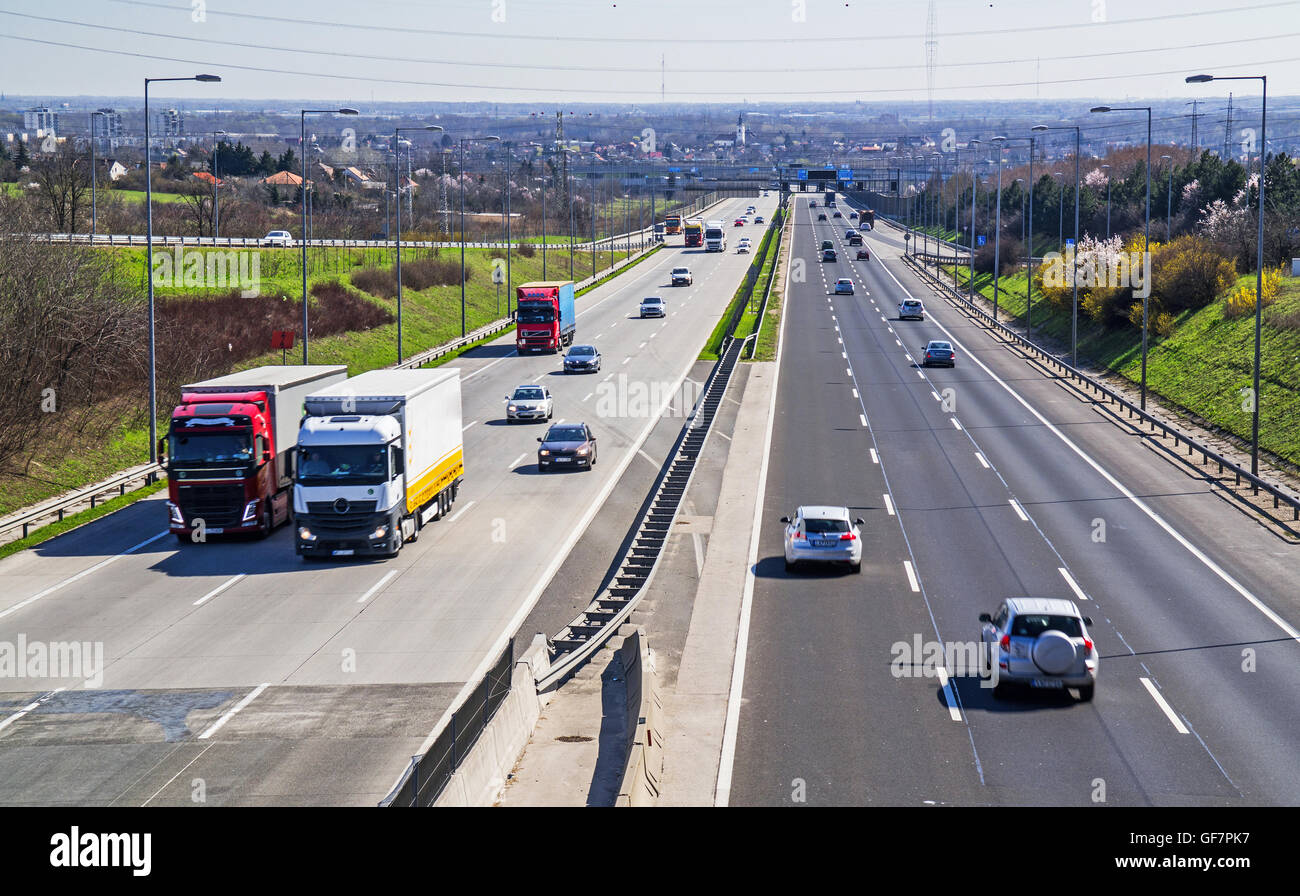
[980, 597, 1097, 701]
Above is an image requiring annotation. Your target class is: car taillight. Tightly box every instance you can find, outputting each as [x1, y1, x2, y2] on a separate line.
[840, 532, 856, 540]
[1083, 638, 1093, 652]
[999, 635, 1010, 651]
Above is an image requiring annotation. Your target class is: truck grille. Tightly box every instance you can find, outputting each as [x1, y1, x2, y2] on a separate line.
[177, 484, 245, 527]
[306, 500, 378, 515]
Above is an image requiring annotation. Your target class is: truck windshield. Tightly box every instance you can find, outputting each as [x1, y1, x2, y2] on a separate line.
[170, 433, 253, 466]
[517, 302, 555, 323]
[705, 229, 723, 239]
[297, 445, 389, 485]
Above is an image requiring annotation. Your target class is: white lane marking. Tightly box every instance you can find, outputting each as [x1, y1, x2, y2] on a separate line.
[508, 452, 527, 470]
[650, 332, 658, 339]
[1009, 499, 1029, 521]
[1058, 567, 1088, 602]
[198, 683, 269, 740]
[602, 372, 614, 382]
[582, 392, 593, 402]
[842, 352, 848, 359]
[446, 499, 477, 524]
[717, 203, 793, 808]
[852, 388, 859, 398]
[838, 337, 843, 344]
[935, 667, 964, 721]
[357, 569, 399, 604]
[193, 573, 246, 607]
[888, 326, 894, 333]
[883, 494, 895, 516]
[975, 451, 990, 469]
[870, 448, 879, 464]
[895, 338, 902, 346]
[555, 418, 565, 425]
[859, 414, 868, 427]
[917, 370, 924, 378]
[1141, 677, 1190, 734]
[621, 357, 630, 365]
[931, 391, 941, 401]
[639, 341, 647, 349]
[951, 418, 963, 430]
[903, 560, 920, 592]
[846, 368, 852, 376]
[1, 530, 169, 621]
[0, 688, 65, 736]
[462, 420, 476, 432]
[874, 255, 1300, 648]
[141, 743, 215, 806]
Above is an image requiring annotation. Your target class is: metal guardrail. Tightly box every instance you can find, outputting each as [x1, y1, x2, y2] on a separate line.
[0, 463, 164, 543]
[536, 335, 746, 692]
[380, 639, 514, 807]
[903, 253, 1300, 522]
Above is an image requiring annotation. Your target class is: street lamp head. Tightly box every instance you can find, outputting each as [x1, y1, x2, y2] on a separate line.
[423, 125, 444, 131]
[992, 135, 1008, 142]
[1031, 125, 1049, 132]
[1090, 106, 1111, 113]
[338, 108, 359, 115]
[1186, 74, 1214, 84]
[195, 74, 222, 82]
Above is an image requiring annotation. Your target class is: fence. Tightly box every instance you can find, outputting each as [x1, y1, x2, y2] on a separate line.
[381, 639, 514, 807]
[904, 252, 1300, 523]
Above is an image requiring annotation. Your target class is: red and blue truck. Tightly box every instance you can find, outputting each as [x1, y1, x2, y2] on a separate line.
[164, 365, 347, 542]
[515, 280, 576, 353]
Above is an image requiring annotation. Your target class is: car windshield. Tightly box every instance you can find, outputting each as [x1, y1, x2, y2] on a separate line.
[297, 445, 388, 486]
[1011, 614, 1083, 638]
[673, 268, 688, 275]
[569, 345, 595, 356]
[805, 518, 849, 534]
[546, 426, 586, 442]
[642, 298, 662, 305]
[513, 388, 544, 400]
[170, 432, 253, 466]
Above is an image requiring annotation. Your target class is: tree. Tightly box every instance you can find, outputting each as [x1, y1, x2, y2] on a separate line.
[32, 147, 91, 233]
[177, 179, 214, 237]
[14, 139, 31, 170]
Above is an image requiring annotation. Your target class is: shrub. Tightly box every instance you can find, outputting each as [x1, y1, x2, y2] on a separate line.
[517, 243, 536, 258]
[351, 266, 397, 298]
[1223, 265, 1284, 318]
[1149, 235, 1236, 312]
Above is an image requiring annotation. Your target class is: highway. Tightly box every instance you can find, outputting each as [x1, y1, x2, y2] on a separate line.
[723, 195, 1300, 806]
[0, 195, 777, 806]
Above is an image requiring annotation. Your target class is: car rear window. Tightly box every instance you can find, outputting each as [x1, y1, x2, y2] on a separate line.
[1011, 614, 1082, 638]
[805, 518, 849, 534]
[928, 342, 951, 351]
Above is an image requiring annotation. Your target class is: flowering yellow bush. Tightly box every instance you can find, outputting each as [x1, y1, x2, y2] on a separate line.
[1224, 266, 1284, 318]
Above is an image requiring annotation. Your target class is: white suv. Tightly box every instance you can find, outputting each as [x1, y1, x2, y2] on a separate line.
[781, 505, 864, 573]
[980, 598, 1098, 701]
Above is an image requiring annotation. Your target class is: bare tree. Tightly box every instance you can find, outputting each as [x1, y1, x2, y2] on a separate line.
[177, 179, 214, 238]
[32, 147, 91, 234]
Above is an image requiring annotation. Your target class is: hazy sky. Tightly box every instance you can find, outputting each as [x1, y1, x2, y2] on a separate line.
[0, 0, 1294, 104]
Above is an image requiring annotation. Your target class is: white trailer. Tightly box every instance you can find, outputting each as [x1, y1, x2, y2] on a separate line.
[293, 369, 464, 558]
[704, 219, 726, 252]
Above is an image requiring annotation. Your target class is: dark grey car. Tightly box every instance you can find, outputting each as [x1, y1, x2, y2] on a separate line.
[564, 344, 601, 373]
[921, 340, 955, 367]
[537, 423, 597, 471]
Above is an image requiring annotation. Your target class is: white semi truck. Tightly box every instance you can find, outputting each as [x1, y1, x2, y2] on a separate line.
[293, 369, 464, 558]
[704, 219, 726, 252]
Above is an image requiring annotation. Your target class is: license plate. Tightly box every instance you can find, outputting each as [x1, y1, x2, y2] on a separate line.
[813, 538, 836, 547]
[207, 528, 224, 534]
[332, 549, 354, 556]
[1030, 678, 1064, 689]
[554, 457, 572, 463]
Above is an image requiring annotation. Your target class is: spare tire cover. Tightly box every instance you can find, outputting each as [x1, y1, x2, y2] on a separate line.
[1032, 630, 1078, 675]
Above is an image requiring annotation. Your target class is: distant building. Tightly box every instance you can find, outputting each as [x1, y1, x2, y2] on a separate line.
[101, 159, 129, 181]
[153, 108, 184, 138]
[263, 170, 307, 188]
[91, 108, 123, 151]
[736, 113, 746, 147]
[23, 107, 58, 135]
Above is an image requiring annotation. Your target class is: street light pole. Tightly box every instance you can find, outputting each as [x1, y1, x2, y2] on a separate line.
[1187, 73, 1267, 474]
[394, 124, 443, 362]
[145, 74, 220, 463]
[1161, 154, 1173, 240]
[1101, 164, 1112, 239]
[300, 107, 358, 363]
[212, 129, 226, 239]
[1093, 105, 1152, 409]
[89, 110, 105, 236]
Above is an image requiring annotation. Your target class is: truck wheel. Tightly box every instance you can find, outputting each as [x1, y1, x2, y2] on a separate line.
[261, 507, 274, 538]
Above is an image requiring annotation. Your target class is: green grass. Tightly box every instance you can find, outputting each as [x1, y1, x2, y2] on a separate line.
[107, 189, 187, 204]
[753, 211, 793, 362]
[947, 263, 1300, 467]
[699, 214, 783, 361]
[0, 480, 167, 561]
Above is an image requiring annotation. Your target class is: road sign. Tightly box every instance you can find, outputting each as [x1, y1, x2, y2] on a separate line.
[838, 169, 853, 180]
[1066, 238, 1075, 247]
[271, 329, 295, 364]
[668, 167, 681, 172]
[977, 235, 986, 247]
[797, 169, 808, 180]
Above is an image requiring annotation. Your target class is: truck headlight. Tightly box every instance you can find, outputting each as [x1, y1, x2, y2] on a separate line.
[369, 525, 388, 540]
[241, 499, 260, 523]
[167, 501, 183, 525]
[298, 527, 316, 541]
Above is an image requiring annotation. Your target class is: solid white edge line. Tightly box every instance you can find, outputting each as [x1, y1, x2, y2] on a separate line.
[903, 560, 921, 592]
[1140, 677, 1190, 734]
[716, 199, 794, 808]
[883, 493, 895, 516]
[462, 420, 476, 432]
[198, 683, 269, 740]
[1009, 499, 1029, 522]
[446, 499, 477, 525]
[357, 569, 399, 604]
[874, 254, 1300, 647]
[1058, 566, 1089, 602]
[508, 452, 527, 469]
[1, 530, 169, 621]
[193, 573, 246, 607]
[934, 666, 964, 721]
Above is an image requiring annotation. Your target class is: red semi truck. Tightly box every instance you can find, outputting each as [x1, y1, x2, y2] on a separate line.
[164, 365, 347, 542]
[515, 280, 576, 353]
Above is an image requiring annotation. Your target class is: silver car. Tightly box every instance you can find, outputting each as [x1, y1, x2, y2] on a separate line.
[505, 385, 553, 422]
[898, 299, 925, 320]
[781, 505, 864, 573]
[979, 597, 1097, 701]
[640, 296, 666, 318]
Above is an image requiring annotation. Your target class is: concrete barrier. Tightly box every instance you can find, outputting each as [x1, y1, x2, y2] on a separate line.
[616, 625, 662, 807]
[433, 635, 550, 807]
